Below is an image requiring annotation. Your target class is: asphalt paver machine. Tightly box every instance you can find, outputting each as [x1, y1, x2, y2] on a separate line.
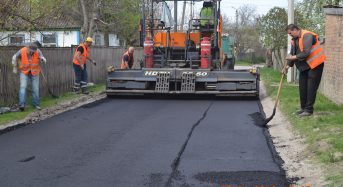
[106, 0, 260, 97]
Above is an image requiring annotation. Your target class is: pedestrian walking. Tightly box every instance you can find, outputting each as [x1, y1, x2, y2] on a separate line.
[12, 41, 47, 111]
[283, 24, 326, 117]
[72, 37, 96, 94]
[120, 47, 135, 69]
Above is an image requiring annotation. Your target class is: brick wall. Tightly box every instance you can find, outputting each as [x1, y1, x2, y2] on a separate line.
[321, 9, 343, 104]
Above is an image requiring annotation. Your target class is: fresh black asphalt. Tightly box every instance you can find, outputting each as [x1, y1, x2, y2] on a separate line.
[0, 98, 288, 186]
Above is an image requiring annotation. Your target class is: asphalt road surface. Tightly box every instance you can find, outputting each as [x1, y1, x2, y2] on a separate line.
[0, 97, 288, 187]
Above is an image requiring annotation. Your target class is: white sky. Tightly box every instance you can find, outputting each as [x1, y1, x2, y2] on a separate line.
[220, 0, 288, 19]
[190, 0, 289, 20]
[162, 0, 289, 28]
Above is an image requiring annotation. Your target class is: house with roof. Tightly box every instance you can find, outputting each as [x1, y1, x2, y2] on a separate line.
[0, 13, 120, 47]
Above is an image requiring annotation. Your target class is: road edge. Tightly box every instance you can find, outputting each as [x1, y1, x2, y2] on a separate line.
[259, 80, 327, 186]
[0, 92, 107, 135]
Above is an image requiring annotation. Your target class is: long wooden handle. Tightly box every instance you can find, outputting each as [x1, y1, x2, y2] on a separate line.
[274, 57, 289, 108]
[274, 72, 285, 108]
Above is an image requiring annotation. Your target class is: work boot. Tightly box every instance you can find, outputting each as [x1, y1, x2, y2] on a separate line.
[298, 111, 313, 117]
[73, 87, 81, 94]
[293, 109, 304, 115]
[73, 83, 81, 94]
[19, 105, 25, 112]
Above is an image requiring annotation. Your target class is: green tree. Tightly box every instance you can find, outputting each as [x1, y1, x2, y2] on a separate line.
[259, 7, 287, 50]
[63, 0, 140, 46]
[0, 0, 67, 42]
[258, 6, 312, 69]
[0, 0, 65, 31]
[297, 0, 341, 37]
[258, 7, 287, 69]
[99, 0, 141, 46]
[223, 5, 263, 62]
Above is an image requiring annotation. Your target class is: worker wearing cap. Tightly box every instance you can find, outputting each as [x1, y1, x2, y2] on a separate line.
[12, 41, 47, 111]
[120, 47, 135, 69]
[72, 37, 96, 94]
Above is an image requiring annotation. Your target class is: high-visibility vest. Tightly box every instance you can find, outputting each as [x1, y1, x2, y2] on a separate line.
[120, 51, 134, 69]
[19, 47, 41, 76]
[73, 44, 88, 65]
[291, 30, 326, 69]
[200, 7, 214, 26]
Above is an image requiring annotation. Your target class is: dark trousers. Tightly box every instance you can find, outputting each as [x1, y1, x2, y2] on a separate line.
[222, 58, 235, 70]
[298, 63, 324, 113]
[73, 64, 88, 90]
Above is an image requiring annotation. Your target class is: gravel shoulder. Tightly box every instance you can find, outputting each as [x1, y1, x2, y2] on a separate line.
[260, 81, 326, 186]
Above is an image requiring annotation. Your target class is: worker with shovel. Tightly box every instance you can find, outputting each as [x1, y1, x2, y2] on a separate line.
[72, 37, 96, 94]
[283, 24, 326, 117]
[12, 41, 47, 111]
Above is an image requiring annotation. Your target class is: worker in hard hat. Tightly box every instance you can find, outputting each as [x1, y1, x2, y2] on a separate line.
[72, 37, 96, 94]
[120, 46, 135, 69]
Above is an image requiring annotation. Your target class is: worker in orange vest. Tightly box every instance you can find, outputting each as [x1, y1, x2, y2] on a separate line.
[12, 41, 46, 111]
[73, 37, 96, 94]
[120, 47, 135, 69]
[284, 24, 326, 117]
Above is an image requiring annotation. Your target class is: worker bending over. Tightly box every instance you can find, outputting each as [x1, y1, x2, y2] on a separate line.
[284, 24, 325, 117]
[120, 47, 135, 69]
[12, 41, 46, 111]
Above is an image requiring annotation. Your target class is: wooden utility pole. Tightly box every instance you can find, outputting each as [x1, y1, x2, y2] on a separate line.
[287, 0, 295, 82]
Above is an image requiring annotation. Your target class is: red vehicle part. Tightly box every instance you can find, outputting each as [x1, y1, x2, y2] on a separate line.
[200, 37, 211, 68]
[144, 37, 154, 68]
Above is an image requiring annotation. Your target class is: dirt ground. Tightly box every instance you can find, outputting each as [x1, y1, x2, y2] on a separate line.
[260, 82, 327, 186]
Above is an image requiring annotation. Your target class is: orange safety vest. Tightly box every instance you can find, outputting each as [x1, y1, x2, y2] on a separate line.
[73, 44, 88, 65]
[120, 51, 134, 69]
[19, 47, 41, 76]
[291, 30, 326, 69]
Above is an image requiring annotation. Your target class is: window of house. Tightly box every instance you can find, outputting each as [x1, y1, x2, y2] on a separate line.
[42, 33, 57, 47]
[9, 35, 25, 46]
[94, 34, 102, 46]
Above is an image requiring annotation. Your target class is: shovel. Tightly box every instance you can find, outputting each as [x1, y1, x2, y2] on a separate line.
[251, 62, 287, 127]
[40, 68, 59, 98]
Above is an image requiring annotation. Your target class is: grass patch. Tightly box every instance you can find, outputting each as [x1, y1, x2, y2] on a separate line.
[260, 67, 343, 186]
[0, 84, 105, 126]
[235, 61, 265, 66]
[327, 173, 343, 187]
[235, 61, 253, 66]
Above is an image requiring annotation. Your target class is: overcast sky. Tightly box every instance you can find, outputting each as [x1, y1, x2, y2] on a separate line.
[162, 0, 290, 27]
[188, 0, 289, 20]
[220, 0, 289, 19]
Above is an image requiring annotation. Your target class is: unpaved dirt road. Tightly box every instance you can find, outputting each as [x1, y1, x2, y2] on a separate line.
[0, 97, 289, 186]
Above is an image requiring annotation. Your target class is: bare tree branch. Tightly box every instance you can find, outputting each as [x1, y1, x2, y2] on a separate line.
[80, 0, 89, 39]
